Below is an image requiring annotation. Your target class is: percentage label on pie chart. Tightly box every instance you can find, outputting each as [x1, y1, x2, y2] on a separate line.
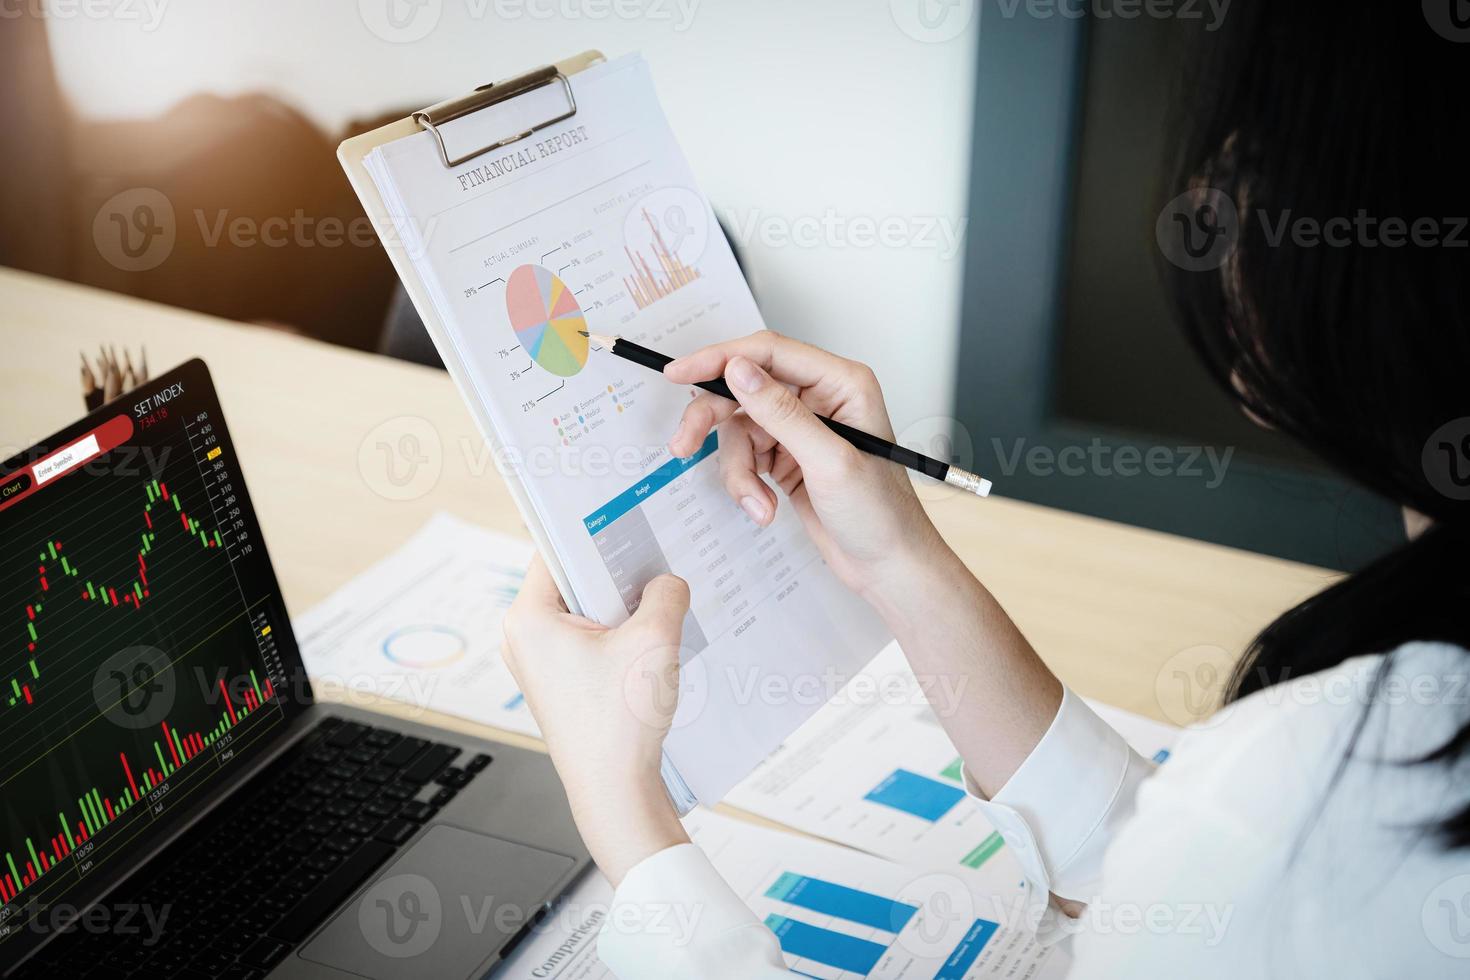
[506, 264, 589, 377]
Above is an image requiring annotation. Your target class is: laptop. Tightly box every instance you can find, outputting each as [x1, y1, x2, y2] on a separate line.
[0, 359, 590, 979]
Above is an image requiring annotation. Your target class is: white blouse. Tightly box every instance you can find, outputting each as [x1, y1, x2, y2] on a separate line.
[598, 642, 1470, 978]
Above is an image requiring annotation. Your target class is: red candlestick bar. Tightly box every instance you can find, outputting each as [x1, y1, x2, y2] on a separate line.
[121, 752, 139, 800]
[220, 679, 239, 725]
[162, 720, 180, 768]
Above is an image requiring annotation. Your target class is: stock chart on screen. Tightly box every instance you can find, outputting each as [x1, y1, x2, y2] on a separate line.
[0, 362, 297, 947]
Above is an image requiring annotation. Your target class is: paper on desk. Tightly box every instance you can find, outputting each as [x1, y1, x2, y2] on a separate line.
[499, 808, 1066, 980]
[292, 512, 539, 736]
[724, 643, 1180, 876]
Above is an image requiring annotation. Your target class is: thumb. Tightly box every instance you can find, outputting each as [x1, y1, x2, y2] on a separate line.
[724, 356, 852, 475]
[627, 574, 691, 638]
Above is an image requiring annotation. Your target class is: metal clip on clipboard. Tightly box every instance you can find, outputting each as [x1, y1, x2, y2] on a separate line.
[413, 65, 578, 168]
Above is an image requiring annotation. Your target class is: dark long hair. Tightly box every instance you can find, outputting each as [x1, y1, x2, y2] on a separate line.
[1162, 5, 1470, 844]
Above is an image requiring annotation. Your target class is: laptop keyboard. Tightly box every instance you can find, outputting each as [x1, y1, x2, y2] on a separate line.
[12, 717, 491, 980]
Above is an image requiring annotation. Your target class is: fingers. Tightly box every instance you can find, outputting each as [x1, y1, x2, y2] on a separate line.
[722, 356, 861, 482]
[664, 331, 851, 390]
[515, 555, 569, 614]
[669, 390, 739, 458]
[666, 331, 894, 439]
[506, 556, 556, 651]
[627, 574, 691, 638]
[718, 414, 777, 525]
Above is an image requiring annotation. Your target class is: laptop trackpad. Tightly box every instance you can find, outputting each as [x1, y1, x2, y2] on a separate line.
[299, 825, 576, 979]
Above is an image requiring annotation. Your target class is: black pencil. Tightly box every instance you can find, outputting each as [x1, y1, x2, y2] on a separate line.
[580, 332, 992, 497]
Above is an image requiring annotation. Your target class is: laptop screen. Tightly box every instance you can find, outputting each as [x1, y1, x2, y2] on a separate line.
[0, 359, 307, 959]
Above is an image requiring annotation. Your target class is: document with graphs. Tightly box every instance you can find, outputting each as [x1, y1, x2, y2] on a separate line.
[727, 642, 1181, 873]
[352, 54, 889, 806]
[497, 809, 1065, 980]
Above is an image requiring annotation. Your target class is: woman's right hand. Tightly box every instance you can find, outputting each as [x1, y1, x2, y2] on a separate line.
[664, 331, 952, 604]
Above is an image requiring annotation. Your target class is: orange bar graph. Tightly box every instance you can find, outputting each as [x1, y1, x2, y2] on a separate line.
[623, 208, 701, 310]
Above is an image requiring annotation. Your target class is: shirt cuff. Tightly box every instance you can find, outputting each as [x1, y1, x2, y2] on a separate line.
[964, 687, 1151, 903]
[598, 843, 788, 979]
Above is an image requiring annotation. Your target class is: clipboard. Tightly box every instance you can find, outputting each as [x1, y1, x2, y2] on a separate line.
[341, 53, 895, 812]
[338, 51, 605, 616]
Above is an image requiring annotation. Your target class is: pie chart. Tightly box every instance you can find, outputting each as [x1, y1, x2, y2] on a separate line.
[505, 264, 589, 377]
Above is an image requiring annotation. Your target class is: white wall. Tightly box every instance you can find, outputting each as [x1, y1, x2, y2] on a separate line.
[46, 0, 977, 431]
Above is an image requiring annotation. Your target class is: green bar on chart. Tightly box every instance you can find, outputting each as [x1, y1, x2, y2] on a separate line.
[961, 832, 1006, 870]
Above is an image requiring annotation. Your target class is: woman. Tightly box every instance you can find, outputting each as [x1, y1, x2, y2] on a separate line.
[503, 6, 1470, 976]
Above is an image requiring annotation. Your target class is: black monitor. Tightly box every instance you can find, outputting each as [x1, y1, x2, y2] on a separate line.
[0, 359, 308, 960]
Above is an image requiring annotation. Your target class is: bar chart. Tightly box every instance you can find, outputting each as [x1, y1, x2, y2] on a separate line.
[622, 204, 703, 310]
[682, 811, 1054, 980]
[864, 769, 969, 823]
[725, 644, 1028, 879]
[0, 674, 274, 905]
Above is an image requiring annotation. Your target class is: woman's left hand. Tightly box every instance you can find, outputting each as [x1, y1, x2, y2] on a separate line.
[502, 556, 691, 884]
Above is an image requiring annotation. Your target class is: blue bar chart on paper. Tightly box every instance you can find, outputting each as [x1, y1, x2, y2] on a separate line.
[735, 853, 1052, 980]
[498, 809, 1064, 980]
[864, 769, 968, 823]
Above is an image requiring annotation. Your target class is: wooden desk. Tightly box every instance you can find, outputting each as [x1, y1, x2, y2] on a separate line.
[0, 268, 1336, 749]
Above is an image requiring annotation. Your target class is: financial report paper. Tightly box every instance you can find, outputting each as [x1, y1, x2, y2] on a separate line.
[727, 643, 1181, 874]
[498, 808, 1065, 980]
[362, 54, 889, 803]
